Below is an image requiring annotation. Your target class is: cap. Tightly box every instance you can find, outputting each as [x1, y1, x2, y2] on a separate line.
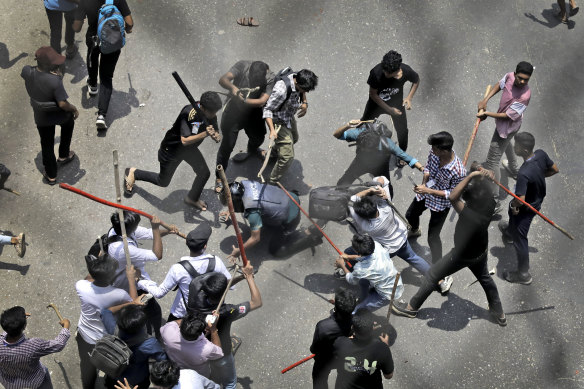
[186, 223, 212, 251]
[35, 46, 65, 67]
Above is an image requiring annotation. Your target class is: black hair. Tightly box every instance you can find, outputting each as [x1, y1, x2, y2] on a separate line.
[381, 50, 402, 73]
[427, 131, 454, 151]
[111, 211, 141, 236]
[179, 311, 206, 341]
[351, 233, 375, 257]
[515, 61, 534, 76]
[117, 304, 147, 334]
[353, 196, 379, 219]
[352, 308, 375, 339]
[201, 272, 228, 302]
[295, 69, 318, 92]
[225, 181, 245, 213]
[150, 360, 180, 388]
[334, 288, 357, 317]
[462, 175, 495, 216]
[0, 306, 26, 338]
[514, 132, 535, 153]
[87, 253, 118, 283]
[200, 91, 223, 113]
[249, 61, 269, 89]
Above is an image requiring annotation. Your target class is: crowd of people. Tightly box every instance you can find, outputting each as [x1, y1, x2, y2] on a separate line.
[0, 1, 565, 388]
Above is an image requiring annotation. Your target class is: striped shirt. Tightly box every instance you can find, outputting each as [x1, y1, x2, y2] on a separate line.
[262, 74, 301, 128]
[416, 149, 466, 211]
[0, 328, 70, 389]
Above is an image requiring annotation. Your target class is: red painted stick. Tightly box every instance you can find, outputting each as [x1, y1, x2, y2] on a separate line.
[281, 354, 315, 374]
[463, 85, 492, 166]
[59, 183, 186, 239]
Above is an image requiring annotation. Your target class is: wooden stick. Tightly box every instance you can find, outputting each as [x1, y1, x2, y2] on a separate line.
[386, 272, 401, 322]
[214, 265, 240, 312]
[47, 303, 64, 321]
[113, 151, 134, 267]
[463, 85, 492, 166]
[98, 235, 105, 254]
[257, 124, 280, 183]
[1, 187, 20, 196]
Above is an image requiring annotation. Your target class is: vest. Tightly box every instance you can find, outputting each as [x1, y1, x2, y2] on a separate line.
[241, 180, 290, 225]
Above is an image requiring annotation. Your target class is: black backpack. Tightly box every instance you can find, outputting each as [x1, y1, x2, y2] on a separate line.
[274, 67, 295, 109]
[308, 184, 374, 221]
[87, 228, 123, 257]
[355, 120, 393, 153]
[176, 256, 216, 310]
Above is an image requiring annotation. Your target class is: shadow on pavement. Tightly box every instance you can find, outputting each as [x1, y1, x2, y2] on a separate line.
[0, 42, 28, 69]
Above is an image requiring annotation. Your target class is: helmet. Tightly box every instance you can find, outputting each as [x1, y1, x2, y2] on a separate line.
[228, 181, 245, 212]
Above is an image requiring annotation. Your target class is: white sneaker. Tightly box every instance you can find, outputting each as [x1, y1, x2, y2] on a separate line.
[96, 115, 107, 130]
[87, 81, 98, 96]
[439, 276, 454, 294]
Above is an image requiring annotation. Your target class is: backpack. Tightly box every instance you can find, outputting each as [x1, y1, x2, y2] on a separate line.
[89, 327, 148, 378]
[175, 256, 216, 311]
[274, 67, 295, 109]
[87, 228, 122, 258]
[308, 183, 378, 221]
[355, 120, 393, 153]
[97, 0, 126, 54]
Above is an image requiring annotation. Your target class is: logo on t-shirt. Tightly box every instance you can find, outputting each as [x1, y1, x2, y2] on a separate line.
[379, 88, 399, 101]
[191, 122, 201, 134]
[239, 305, 247, 314]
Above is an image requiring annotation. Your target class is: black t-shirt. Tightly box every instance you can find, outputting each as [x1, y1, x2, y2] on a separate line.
[160, 104, 219, 153]
[333, 337, 394, 389]
[453, 206, 491, 258]
[366, 63, 419, 107]
[21, 65, 70, 126]
[216, 301, 250, 354]
[75, 0, 131, 38]
[515, 150, 554, 211]
[226, 60, 275, 113]
[310, 314, 352, 364]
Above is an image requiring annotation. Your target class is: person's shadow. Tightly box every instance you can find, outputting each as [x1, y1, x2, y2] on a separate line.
[33, 136, 86, 185]
[490, 244, 538, 280]
[0, 43, 27, 69]
[416, 293, 494, 331]
[525, 4, 576, 29]
[62, 47, 87, 84]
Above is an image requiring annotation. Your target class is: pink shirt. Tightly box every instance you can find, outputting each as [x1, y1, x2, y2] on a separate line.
[495, 72, 531, 138]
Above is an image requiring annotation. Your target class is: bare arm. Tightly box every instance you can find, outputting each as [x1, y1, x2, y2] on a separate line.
[333, 123, 353, 139]
[477, 82, 502, 111]
[242, 263, 262, 310]
[124, 15, 133, 33]
[150, 217, 163, 260]
[545, 163, 559, 177]
[219, 71, 238, 95]
[264, 117, 277, 139]
[58, 100, 79, 119]
[403, 81, 419, 110]
[244, 93, 270, 108]
[229, 229, 260, 259]
[369, 87, 402, 116]
[449, 170, 493, 214]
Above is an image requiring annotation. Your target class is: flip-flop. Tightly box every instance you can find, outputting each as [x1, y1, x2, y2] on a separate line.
[123, 168, 134, 196]
[42, 172, 57, 186]
[15, 233, 26, 258]
[231, 335, 242, 355]
[236, 17, 259, 27]
[557, 11, 569, 23]
[215, 179, 224, 194]
[570, 6, 579, 16]
[57, 150, 76, 164]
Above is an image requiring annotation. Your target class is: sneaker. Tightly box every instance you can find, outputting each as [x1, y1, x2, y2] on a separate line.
[408, 228, 421, 239]
[14, 233, 25, 258]
[334, 268, 346, 279]
[489, 306, 507, 327]
[439, 276, 454, 294]
[96, 115, 107, 130]
[503, 270, 532, 285]
[87, 81, 98, 96]
[498, 221, 514, 244]
[391, 300, 418, 318]
[501, 160, 518, 180]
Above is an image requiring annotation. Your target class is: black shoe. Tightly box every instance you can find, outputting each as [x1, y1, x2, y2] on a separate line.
[391, 300, 418, 318]
[503, 271, 532, 285]
[489, 307, 507, 327]
[498, 221, 514, 244]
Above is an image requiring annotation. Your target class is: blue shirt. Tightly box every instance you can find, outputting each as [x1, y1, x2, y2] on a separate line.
[44, 0, 77, 12]
[341, 127, 418, 167]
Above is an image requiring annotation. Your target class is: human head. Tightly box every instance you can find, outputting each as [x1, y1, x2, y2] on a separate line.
[199, 91, 222, 119]
[111, 210, 141, 235]
[351, 233, 375, 257]
[352, 308, 375, 340]
[428, 131, 454, 154]
[0, 306, 27, 338]
[513, 132, 535, 157]
[294, 69, 318, 93]
[150, 360, 180, 389]
[514, 61, 533, 87]
[334, 288, 357, 318]
[249, 61, 269, 89]
[86, 253, 118, 284]
[117, 304, 147, 334]
[201, 272, 228, 304]
[381, 50, 402, 76]
[35, 46, 65, 71]
[186, 223, 212, 253]
[179, 311, 206, 341]
[463, 166, 495, 216]
[223, 181, 245, 213]
[352, 196, 379, 219]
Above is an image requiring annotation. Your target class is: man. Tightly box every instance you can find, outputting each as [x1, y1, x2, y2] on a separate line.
[0, 306, 70, 389]
[499, 132, 559, 284]
[405, 131, 466, 293]
[149, 360, 219, 389]
[138, 223, 232, 321]
[73, 0, 133, 130]
[361, 50, 420, 167]
[478, 61, 533, 209]
[334, 233, 403, 313]
[0, 232, 25, 258]
[557, 0, 579, 23]
[310, 288, 357, 389]
[392, 166, 507, 326]
[263, 68, 318, 184]
[160, 311, 223, 377]
[21, 47, 79, 184]
[333, 119, 423, 188]
[44, 0, 78, 58]
[214, 60, 275, 191]
[125, 92, 222, 210]
[332, 309, 394, 389]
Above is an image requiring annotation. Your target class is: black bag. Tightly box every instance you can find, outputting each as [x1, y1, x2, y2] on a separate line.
[176, 256, 216, 312]
[87, 228, 122, 258]
[89, 326, 148, 378]
[274, 67, 295, 109]
[355, 120, 393, 153]
[30, 98, 61, 112]
[309, 186, 351, 221]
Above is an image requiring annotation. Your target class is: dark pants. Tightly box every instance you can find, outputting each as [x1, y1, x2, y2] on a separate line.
[134, 147, 210, 202]
[37, 115, 75, 179]
[267, 205, 302, 255]
[508, 209, 536, 274]
[86, 38, 121, 116]
[361, 99, 409, 151]
[405, 198, 450, 263]
[336, 152, 394, 198]
[410, 250, 504, 315]
[45, 7, 75, 53]
[143, 296, 163, 339]
[215, 106, 265, 177]
[0, 164, 10, 188]
[76, 332, 97, 389]
[312, 357, 333, 389]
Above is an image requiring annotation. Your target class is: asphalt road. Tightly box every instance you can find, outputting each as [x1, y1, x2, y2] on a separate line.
[1, 0, 583, 388]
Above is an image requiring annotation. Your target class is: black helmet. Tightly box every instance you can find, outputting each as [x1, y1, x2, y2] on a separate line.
[228, 181, 245, 212]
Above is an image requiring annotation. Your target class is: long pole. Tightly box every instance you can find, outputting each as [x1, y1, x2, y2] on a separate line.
[463, 85, 492, 166]
[281, 354, 316, 374]
[113, 150, 133, 267]
[386, 272, 401, 322]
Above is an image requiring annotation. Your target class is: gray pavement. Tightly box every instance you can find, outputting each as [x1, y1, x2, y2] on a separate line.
[1, 0, 583, 388]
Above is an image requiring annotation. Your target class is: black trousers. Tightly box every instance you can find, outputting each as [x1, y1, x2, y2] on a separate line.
[45, 7, 75, 53]
[76, 332, 97, 389]
[0, 164, 10, 188]
[86, 38, 121, 116]
[312, 357, 333, 389]
[405, 198, 450, 263]
[215, 106, 265, 177]
[410, 250, 504, 314]
[134, 147, 210, 202]
[361, 98, 409, 151]
[37, 115, 75, 179]
[336, 152, 394, 198]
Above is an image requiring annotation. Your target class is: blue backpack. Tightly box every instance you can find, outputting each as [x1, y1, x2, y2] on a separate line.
[98, 0, 125, 54]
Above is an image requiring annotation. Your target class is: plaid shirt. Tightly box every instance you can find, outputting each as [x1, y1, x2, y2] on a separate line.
[0, 328, 70, 389]
[416, 149, 466, 211]
[262, 74, 301, 128]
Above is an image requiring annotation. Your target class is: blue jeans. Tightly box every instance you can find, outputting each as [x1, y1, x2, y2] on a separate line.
[508, 208, 536, 274]
[211, 353, 237, 389]
[0, 235, 12, 245]
[391, 240, 430, 275]
[354, 278, 389, 313]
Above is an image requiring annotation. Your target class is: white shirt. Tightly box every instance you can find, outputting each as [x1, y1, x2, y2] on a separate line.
[174, 369, 220, 389]
[75, 280, 132, 344]
[138, 252, 232, 318]
[349, 176, 407, 253]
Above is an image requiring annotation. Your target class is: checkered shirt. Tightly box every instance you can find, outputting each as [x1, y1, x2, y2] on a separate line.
[262, 74, 301, 128]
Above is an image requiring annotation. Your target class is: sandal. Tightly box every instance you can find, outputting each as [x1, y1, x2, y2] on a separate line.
[57, 150, 76, 164]
[215, 179, 224, 193]
[15, 233, 26, 258]
[124, 167, 134, 196]
[184, 197, 207, 211]
[231, 335, 242, 355]
[42, 172, 57, 186]
[570, 6, 579, 16]
[236, 17, 260, 27]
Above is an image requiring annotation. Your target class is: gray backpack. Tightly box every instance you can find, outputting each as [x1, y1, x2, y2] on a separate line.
[89, 327, 148, 378]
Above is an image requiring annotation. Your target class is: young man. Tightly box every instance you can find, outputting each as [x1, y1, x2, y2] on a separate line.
[137, 223, 232, 321]
[392, 166, 507, 326]
[263, 68, 318, 184]
[499, 132, 559, 284]
[44, 0, 78, 58]
[215, 60, 275, 190]
[149, 360, 219, 389]
[332, 309, 394, 389]
[361, 50, 420, 166]
[0, 306, 70, 389]
[310, 288, 357, 389]
[125, 93, 222, 210]
[333, 119, 423, 188]
[73, 0, 133, 130]
[335, 234, 403, 313]
[0, 232, 25, 258]
[405, 131, 466, 293]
